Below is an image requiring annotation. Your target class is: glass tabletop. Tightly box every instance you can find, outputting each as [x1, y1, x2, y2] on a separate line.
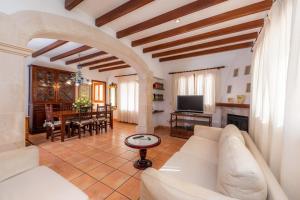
[125, 134, 161, 148]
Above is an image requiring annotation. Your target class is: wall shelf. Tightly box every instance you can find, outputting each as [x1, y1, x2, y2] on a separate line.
[153, 110, 164, 114]
[216, 102, 250, 108]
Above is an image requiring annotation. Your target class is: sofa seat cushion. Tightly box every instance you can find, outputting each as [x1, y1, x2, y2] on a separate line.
[0, 166, 88, 200]
[179, 135, 218, 164]
[159, 152, 217, 191]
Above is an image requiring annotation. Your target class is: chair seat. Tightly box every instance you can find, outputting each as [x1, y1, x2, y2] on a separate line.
[95, 117, 107, 122]
[74, 119, 94, 126]
[0, 166, 88, 200]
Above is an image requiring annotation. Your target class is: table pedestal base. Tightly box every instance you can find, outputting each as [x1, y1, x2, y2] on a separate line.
[134, 159, 152, 170]
[134, 149, 152, 170]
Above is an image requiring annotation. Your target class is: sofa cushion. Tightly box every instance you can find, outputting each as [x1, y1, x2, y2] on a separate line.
[217, 136, 267, 200]
[180, 135, 218, 164]
[0, 146, 38, 182]
[0, 166, 88, 200]
[160, 152, 217, 191]
[219, 124, 245, 146]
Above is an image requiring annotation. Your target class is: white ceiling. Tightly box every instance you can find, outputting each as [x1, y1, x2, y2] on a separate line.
[27, 0, 269, 73]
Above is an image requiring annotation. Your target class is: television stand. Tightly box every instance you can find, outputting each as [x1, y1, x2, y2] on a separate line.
[170, 111, 212, 139]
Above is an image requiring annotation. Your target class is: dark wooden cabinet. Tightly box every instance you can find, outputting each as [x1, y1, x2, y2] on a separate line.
[29, 65, 75, 133]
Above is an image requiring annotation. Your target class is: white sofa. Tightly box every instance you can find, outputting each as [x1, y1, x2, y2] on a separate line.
[0, 146, 88, 200]
[141, 125, 288, 200]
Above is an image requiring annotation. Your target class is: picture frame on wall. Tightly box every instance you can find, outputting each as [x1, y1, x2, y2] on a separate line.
[246, 83, 251, 93]
[245, 65, 251, 75]
[233, 68, 239, 77]
[78, 83, 92, 100]
[227, 85, 232, 94]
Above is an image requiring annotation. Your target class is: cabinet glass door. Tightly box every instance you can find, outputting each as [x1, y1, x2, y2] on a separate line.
[57, 73, 75, 103]
[33, 69, 56, 102]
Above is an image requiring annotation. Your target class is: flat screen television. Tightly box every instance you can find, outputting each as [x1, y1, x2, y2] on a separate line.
[177, 95, 204, 113]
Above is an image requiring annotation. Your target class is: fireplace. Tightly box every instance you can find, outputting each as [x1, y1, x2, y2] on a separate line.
[227, 114, 249, 132]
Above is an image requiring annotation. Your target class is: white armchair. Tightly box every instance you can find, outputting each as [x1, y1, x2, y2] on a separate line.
[0, 146, 89, 200]
[0, 146, 38, 182]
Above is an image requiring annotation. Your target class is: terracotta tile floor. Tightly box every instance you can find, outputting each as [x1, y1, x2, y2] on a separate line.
[37, 122, 186, 200]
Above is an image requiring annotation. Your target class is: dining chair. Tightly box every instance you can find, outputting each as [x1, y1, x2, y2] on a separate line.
[45, 104, 70, 142]
[71, 105, 94, 138]
[95, 105, 107, 134]
[106, 104, 113, 129]
[59, 103, 74, 137]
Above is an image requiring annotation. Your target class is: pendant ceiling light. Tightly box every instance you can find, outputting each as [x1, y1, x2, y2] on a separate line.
[70, 53, 92, 86]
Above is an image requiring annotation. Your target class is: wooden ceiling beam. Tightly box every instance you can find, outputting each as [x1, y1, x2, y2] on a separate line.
[159, 42, 253, 62]
[65, 0, 84, 10]
[32, 40, 68, 58]
[98, 65, 131, 72]
[95, 0, 154, 27]
[152, 32, 258, 58]
[50, 45, 91, 62]
[144, 19, 264, 53]
[79, 56, 117, 67]
[89, 61, 125, 70]
[132, 1, 271, 47]
[117, 0, 227, 38]
[65, 51, 107, 65]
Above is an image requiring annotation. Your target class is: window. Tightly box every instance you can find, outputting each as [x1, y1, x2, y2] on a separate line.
[117, 79, 139, 123]
[92, 81, 106, 105]
[108, 83, 117, 107]
[173, 70, 218, 113]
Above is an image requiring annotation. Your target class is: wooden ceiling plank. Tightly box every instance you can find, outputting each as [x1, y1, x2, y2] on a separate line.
[79, 56, 117, 67]
[32, 40, 68, 58]
[65, 51, 107, 65]
[117, 0, 227, 38]
[144, 19, 264, 53]
[132, 1, 271, 47]
[98, 65, 131, 72]
[95, 0, 154, 27]
[89, 61, 125, 70]
[50, 45, 91, 62]
[65, 0, 84, 10]
[159, 42, 253, 62]
[152, 32, 258, 58]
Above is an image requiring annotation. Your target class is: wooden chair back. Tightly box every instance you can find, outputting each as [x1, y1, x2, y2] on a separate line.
[79, 105, 93, 122]
[106, 104, 112, 112]
[45, 104, 54, 122]
[96, 105, 107, 119]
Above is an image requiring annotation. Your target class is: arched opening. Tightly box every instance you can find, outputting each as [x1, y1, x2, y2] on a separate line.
[0, 11, 154, 149]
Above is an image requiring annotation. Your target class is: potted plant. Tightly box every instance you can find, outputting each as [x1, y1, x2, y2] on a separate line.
[73, 96, 92, 111]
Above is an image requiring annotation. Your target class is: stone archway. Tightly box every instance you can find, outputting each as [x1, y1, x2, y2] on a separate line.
[0, 11, 153, 150]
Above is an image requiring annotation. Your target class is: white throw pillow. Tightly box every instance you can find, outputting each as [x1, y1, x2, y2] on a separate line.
[217, 136, 267, 200]
[219, 124, 245, 146]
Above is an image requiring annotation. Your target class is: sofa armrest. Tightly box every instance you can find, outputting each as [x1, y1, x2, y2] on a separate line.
[194, 125, 222, 142]
[0, 146, 39, 182]
[141, 168, 237, 200]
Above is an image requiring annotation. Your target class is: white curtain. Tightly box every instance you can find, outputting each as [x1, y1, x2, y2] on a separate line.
[250, 0, 292, 180]
[195, 69, 217, 113]
[172, 70, 218, 113]
[117, 77, 139, 123]
[280, 0, 300, 199]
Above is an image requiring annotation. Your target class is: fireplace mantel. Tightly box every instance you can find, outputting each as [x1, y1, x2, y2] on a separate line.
[216, 102, 250, 108]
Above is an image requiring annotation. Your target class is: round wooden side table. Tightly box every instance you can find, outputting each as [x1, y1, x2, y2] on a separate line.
[125, 134, 161, 170]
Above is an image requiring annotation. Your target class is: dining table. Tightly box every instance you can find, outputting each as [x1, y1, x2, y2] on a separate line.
[52, 109, 113, 142]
